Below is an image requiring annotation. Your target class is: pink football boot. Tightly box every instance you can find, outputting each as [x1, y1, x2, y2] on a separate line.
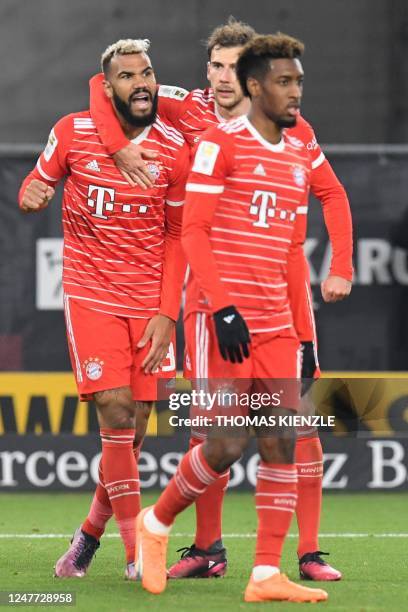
[54, 528, 99, 578]
[168, 541, 227, 579]
[299, 551, 342, 581]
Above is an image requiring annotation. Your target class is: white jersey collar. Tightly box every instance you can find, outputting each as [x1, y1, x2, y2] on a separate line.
[242, 116, 285, 152]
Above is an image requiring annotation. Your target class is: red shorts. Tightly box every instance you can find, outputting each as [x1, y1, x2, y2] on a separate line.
[184, 312, 301, 380]
[184, 312, 301, 435]
[64, 296, 176, 401]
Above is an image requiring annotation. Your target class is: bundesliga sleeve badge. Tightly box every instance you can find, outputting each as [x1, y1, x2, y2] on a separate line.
[44, 128, 58, 162]
[192, 140, 220, 176]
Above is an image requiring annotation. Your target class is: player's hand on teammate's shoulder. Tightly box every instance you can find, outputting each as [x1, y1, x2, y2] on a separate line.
[20, 178, 55, 213]
[213, 306, 251, 364]
[321, 275, 352, 303]
[137, 313, 175, 374]
[113, 143, 159, 189]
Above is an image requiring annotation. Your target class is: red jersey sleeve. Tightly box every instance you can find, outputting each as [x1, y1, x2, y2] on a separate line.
[295, 114, 353, 281]
[89, 75, 190, 154]
[294, 115, 326, 170]
[18, 115, 73, 205]
[159, 141, 190, 321]
[89, 73, 128, 155]
[155, 85, 190, 130]
[310, 160, 353, 280]
[182, 127, 235, 312]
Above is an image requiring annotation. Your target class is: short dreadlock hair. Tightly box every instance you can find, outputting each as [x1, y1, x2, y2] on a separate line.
[236, 33, 304, 97]
[206, 16, 256, 60]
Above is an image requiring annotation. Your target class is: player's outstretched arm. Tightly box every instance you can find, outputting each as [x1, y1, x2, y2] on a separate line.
[19, 178, 55, 212]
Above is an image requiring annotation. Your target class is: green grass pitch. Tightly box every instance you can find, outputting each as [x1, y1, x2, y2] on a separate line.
[1, 492, 407, 611]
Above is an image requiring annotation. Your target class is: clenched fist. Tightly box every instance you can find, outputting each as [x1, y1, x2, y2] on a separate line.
[321, 275, 352, 302]
[20, 179, 55, 212]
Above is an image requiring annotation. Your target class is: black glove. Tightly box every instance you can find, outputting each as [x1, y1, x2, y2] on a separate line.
[213, 306, 250, 364]
[301, 341, 317, 396]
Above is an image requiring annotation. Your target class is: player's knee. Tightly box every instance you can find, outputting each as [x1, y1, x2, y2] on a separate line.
[258, 436, 296, 464]
[95, 386, 135, 429]
[223, 440, 246, 466]
[205, 437, 247, 471]
[134, 401, 153, 446]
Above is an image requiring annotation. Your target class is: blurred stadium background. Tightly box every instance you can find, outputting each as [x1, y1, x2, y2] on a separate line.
[0, 0, 408, 610]
[1, 4, 408, 606]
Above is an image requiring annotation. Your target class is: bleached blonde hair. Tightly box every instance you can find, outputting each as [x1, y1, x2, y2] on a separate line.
[101, 38, 151, 74]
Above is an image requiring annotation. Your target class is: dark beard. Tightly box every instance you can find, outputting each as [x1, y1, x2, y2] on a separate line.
[112, 89, 158, 127]
[275, 115, 297, 128]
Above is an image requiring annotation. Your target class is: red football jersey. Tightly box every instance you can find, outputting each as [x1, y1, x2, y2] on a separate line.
[89, 75, 352, 281]
[19, 111, 190, 320]
[89, 75, 353, 341]
[159, 87, 219, 146]
[182, 117, 311, 334]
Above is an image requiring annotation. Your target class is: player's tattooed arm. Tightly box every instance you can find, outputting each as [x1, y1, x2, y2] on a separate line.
[137, 314, 175, 374]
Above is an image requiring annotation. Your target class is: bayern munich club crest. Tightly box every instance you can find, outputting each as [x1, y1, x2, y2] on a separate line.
[292, 165, 306, 187]
[147, 162, 161, 181]
[83, 357, 104, 380]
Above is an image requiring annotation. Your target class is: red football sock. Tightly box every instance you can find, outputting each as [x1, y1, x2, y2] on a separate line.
[189, 437, 229, 550]
[255, 462, 298, 567]
[100, 428, 140, 563]
[154, 444, 219, 527]
[82, 444, 141, 542]
[295, 435, 323, 558]
[82, 460, 112, 540]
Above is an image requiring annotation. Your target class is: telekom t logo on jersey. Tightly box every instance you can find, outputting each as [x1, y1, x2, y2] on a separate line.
[250, 190, 296, 227]
[86, 185, 147, 219]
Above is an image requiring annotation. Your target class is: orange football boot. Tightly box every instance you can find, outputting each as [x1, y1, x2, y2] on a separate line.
[135, 507, 168, 594]
[244, 572, 328, 603]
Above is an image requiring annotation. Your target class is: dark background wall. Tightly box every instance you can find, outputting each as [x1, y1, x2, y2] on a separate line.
[2, 0, 408, 373]
[2, 0, 408, 144]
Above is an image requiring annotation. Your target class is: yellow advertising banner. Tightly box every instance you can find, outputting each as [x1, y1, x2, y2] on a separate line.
[0, 374, 157, 435]
[313, 372, 408, 435]
[1, 372, 408, 436]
